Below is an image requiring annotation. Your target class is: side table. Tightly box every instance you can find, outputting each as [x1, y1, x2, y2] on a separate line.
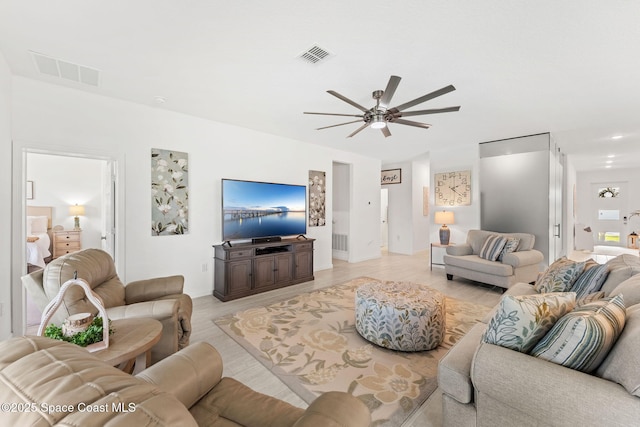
[430, 242, 455, 270]
[92, 318, 162, 374]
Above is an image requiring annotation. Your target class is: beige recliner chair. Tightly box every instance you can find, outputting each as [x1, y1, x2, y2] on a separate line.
[22, 248, 192, 363]
[0, 336, 372, 427]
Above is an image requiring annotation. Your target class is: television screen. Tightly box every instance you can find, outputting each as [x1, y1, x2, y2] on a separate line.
[222, 179, 307, 241]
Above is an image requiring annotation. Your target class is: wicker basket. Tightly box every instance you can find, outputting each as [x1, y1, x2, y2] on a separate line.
[38, 277, 110, 352]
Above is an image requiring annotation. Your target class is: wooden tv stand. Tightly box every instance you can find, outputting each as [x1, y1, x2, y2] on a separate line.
[213, 238, 314, 301]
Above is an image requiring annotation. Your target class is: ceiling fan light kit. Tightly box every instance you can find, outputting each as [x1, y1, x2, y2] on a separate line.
[304, 75, 460, 138]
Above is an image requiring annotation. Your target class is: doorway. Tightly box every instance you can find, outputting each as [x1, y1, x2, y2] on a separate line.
[11, 141, 124, 337]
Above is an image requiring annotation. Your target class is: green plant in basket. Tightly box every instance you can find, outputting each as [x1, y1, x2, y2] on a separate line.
[44, 316, 114, 347]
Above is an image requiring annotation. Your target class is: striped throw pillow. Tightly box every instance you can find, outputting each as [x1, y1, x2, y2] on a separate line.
[570, 263, 609, 299]
[479, 235, 507, 261]
[530, 294, 626, 373]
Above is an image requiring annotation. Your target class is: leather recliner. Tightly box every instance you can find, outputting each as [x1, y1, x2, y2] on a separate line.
[22, 248, 192, 363]
[0, 336, 372, 427]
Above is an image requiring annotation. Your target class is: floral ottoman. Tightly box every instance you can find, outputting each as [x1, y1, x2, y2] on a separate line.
[355, 281, 446, 351]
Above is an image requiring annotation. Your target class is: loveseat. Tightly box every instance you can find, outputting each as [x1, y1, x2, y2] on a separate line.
[443, 229, 544, 289]
[22, 248, 192, 363]
[0, 336, 371, 426]
[438, 254, 640, 427]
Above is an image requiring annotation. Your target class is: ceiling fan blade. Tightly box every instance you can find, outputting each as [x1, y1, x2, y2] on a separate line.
[381, 126, 391, 138]
[378, 75, 401, 109]
[392, 106, 461, 118]
[316, 120, 363, 130]
[389, 85, 456, 113]
[392, 118, 432, 129]
[347, 123, 370, 138]
[327, 90, 369, 112]
[304, 112, 364, 118]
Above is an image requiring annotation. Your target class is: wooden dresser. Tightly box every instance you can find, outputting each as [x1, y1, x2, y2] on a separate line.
[53, 230, 82, 258]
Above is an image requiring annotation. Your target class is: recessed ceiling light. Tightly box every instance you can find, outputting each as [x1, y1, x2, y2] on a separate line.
[607, 154, 615, 158]
[605, 165, 612, 168]
[611, 135, 623, 140]
[606, 160, 613, 164]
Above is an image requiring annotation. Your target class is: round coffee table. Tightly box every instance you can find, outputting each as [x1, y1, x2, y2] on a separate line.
[355, 281, 446, 351]
[92, 318, 162, 374]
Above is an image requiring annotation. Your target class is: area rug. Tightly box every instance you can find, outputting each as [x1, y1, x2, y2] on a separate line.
[214, 277, 491, 426]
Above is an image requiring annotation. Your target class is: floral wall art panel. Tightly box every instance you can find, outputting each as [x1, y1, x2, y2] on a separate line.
[151, 148, 189, 235]
[308, 170, 326, 227]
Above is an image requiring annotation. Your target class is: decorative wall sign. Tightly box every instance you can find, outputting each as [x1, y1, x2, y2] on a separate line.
[308, 170, 326, 227]
[151, 148, 189, 235]
[381, 168, 401, 185]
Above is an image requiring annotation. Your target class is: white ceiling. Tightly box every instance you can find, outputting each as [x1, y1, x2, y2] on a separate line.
[1, 0, 639, 170]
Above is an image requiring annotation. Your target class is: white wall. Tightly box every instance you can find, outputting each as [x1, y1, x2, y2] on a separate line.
[10, 77, 381, 304]
[26, 153, 104, 250]
[0, 53, 12, 339]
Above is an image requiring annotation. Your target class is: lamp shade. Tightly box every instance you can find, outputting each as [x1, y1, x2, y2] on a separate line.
[434, 211, 454, 225]
[69, 204, 85, 216]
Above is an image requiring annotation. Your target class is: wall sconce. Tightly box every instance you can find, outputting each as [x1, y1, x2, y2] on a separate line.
[69, 204, 85, 231]
[435, 211, 455, 245]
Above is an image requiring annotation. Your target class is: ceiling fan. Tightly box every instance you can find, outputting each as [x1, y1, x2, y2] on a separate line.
[304, 75, 460, 138]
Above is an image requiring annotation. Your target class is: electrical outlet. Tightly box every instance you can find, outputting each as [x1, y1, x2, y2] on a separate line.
[0, 302, 3, 317]
[202, 263, 208, 272]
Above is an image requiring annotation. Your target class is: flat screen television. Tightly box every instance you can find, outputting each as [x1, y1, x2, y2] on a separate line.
[222, 178, 307, 242]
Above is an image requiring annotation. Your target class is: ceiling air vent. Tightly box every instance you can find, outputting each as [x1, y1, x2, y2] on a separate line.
[30, 51, 100, 87]
[298, 45, 332, 64]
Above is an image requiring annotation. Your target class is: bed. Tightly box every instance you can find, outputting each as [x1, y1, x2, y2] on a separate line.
[26, 206, 53, 269]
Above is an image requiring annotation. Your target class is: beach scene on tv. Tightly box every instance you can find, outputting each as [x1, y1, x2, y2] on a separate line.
[222, 180, 307, 240]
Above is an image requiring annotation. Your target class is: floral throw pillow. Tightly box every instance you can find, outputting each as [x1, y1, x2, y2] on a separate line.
[482, 292, 577, 353]
[498, 237, 520, 261]
[534, 257, 587, 293]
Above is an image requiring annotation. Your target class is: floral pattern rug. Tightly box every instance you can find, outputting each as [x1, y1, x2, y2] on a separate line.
[214, 277, 491, 426]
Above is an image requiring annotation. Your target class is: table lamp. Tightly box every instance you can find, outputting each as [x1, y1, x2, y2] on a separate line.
[435, 211, 454, 245]
[69, 204, 85, 231]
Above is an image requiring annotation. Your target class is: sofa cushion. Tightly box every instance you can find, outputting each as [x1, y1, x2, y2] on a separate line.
[482, 292, 576, 353]
[530, 294, 626, 373]
[609, 274, 640, 307]
[597, 303, 640, 396]
[534, 257, 586, 293]
[479, 235, 508, 261]
[443, 254, 513, 277]
[570, 263, 609, 299]
[601, 254, 640, 295]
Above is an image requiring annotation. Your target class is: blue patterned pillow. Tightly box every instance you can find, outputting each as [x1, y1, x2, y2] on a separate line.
[482, 292, 577, 353]
[530, 294, 626, 373]
[534, 257, 587, 293]
[498, 237, 520, 261]
[570, 263, 609, 299]
[479, 235, 507, 261]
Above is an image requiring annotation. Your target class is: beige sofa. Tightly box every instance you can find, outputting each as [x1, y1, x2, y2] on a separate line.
[438, 254, 640, 427]
[22, 248, 192, 363]
[444, 229, 544, 289]
[0, 336, 371, 427]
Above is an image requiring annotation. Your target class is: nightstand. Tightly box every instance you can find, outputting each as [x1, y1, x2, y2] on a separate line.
[53, 230, 82, 258]
[430, 242, 454, 270]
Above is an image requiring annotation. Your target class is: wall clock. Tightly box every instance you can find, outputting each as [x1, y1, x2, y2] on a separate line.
[435, 170, 471, 206]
